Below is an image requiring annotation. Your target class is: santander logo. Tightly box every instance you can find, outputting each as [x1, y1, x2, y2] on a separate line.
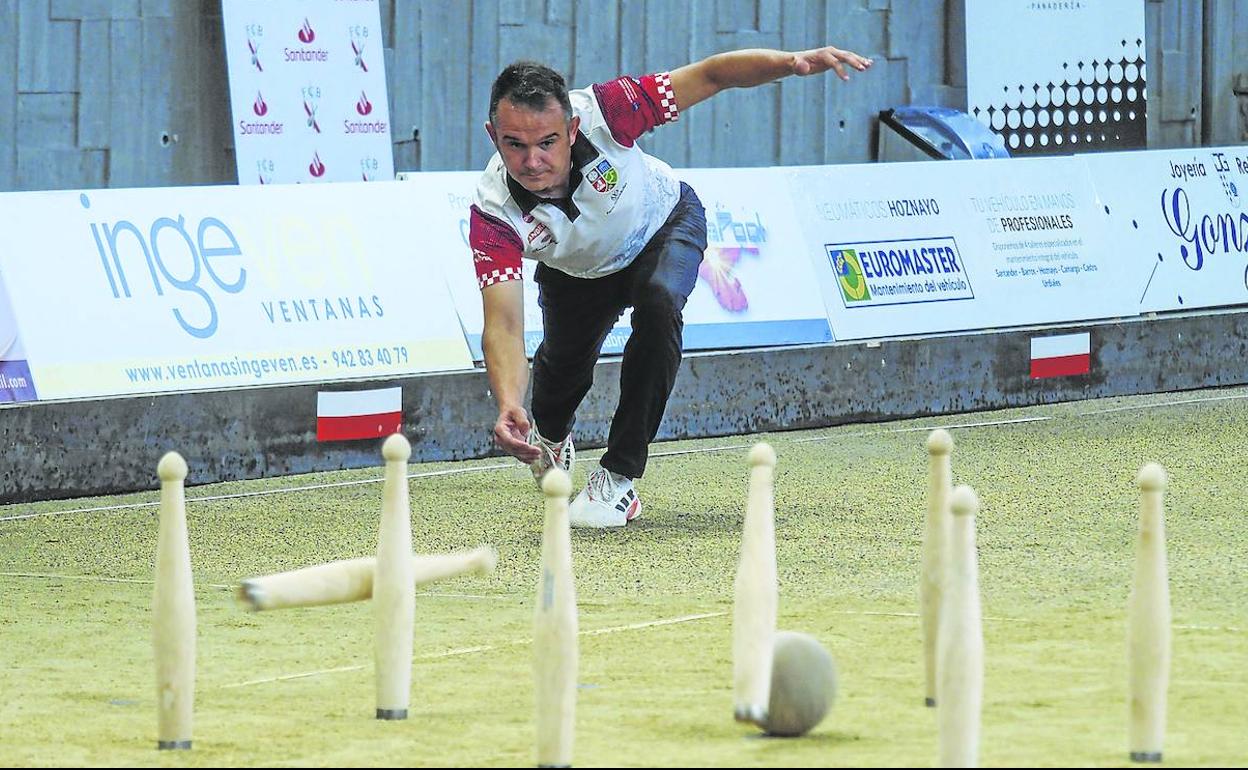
[356, 92, 373, 116]
[297, 18, 315, 44]
[253, 92, 268, 117]
[309, 152, 326, 178]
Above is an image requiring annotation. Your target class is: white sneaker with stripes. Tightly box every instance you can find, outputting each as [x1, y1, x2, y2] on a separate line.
[568, 465, 641, 529]
[528, 427, 574, 489]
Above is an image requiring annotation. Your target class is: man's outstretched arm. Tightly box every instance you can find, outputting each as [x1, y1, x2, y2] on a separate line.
[669, 46, 872, 112]
[481, 280, 540, 463]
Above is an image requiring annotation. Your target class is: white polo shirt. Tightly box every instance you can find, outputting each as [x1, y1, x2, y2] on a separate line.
[469, 73, 682, 286]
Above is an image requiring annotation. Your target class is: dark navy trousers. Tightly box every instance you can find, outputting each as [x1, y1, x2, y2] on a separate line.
[530, 183, 707, 479]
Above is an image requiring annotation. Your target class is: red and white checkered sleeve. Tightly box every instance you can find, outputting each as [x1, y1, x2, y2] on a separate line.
[592, 72, 679, 147]
[469, 205, 524, 290]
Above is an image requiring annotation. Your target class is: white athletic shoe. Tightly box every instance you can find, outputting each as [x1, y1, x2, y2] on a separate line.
[568, 466, 641, 529]
[528, 427, 574, 489]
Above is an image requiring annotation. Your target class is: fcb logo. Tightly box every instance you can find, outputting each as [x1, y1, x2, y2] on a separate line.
[586, 159, 618, 193]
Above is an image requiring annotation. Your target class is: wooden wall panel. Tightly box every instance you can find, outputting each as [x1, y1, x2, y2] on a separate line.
[0, 0, 1238, 192]
[0, 0, 18, 190]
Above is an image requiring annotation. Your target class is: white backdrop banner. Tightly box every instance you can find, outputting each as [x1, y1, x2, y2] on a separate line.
[404, 168, 831, 360]
[0, 182, 471, 400]
[676, 169, 832, 348]
[786, 157, 1131, 340]
[1085, 145, 1248, 312]
[222, 0, 394, 185]
[400, 170, 622, 361]
[965, 0, 1146, 157]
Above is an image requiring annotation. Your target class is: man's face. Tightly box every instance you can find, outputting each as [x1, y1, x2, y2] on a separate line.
[486, 96, 580, 198]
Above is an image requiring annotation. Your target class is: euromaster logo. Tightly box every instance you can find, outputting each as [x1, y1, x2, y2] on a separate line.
[826, 237, 974, 308]
[828, 248, 870, 303]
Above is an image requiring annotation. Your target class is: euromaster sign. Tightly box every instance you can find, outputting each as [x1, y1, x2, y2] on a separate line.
[787, 157, 1131, 340]
[0, 182, 471, 401]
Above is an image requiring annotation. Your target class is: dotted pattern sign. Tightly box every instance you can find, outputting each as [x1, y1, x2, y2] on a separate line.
[972, 41, 1147, 156]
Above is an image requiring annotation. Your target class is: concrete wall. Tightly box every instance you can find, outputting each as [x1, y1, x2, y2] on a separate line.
[1, 0, 1244, 192]
[5, 310, 1248, 503]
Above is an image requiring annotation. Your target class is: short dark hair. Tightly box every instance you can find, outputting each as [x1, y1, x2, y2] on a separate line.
[489, 61, 572, 124]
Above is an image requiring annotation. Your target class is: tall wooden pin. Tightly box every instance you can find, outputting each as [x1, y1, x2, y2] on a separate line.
[153, 451, 195, 750]
[922, 429, 954, 707]
[733, 442, 778, 726]
[374, 434, 415, 720]
[534, 468, 577, 768]
[1128, 463, 1170, 763]
[937, 484, 983, 768]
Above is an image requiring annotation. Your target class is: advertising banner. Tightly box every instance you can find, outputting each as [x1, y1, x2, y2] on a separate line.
[965, 0, 1147, 157]
[401, 170, 614, 361]
[0, 182, 471, 401]
[1085, 145, 1248, 312]
[787, 157, 1131, 340]
[222, 0, 394, 185]
[676, 169, 832, 347]
[406, 168, 830, 360]
[0, 268, 37, 403]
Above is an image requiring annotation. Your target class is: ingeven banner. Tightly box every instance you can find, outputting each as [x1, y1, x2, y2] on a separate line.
[0, 182, 471, 401]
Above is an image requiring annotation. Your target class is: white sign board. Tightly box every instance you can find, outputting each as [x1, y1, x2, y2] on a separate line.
[677, 169, 832, 347]
[0, 183, 471, 401]
[0, 269, 36, 402]
[787, 158, 1131, 340]
[965, 0, 1146, 156]
[405, 168, 831, 360]
[1086, 145, 1248, 312]
[222, 0, 394, 184]
[400, 170, 617, 361]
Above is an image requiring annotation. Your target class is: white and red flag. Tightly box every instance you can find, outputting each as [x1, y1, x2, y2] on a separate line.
[316, 386, 402, 441]
[1030, 332, 1091, 379]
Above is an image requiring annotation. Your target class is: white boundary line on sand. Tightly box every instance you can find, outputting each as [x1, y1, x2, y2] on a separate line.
[830, 609, 1032, 623]
[0, 463, 513, 523]
[0, 572, 506, 601]
[6, 389, 1247, 524]
[794, 415, 1052, 443]
[0, 571, 232, 590]
[1077, 391, 1248, 416]
[222, 611, 728, 689]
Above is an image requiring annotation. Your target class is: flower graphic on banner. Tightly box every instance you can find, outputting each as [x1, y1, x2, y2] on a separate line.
[356, 91, 373, 116]
[297, 18, 316, 44]
[698, 247, 755, 312]
[698, 205, 768, 312]
[309, 152, 326, 178]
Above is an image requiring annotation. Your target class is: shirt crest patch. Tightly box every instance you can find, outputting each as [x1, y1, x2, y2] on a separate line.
[586, 158, 618, 193]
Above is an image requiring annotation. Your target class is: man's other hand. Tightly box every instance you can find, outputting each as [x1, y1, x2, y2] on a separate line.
[495, 405, 541, 462]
